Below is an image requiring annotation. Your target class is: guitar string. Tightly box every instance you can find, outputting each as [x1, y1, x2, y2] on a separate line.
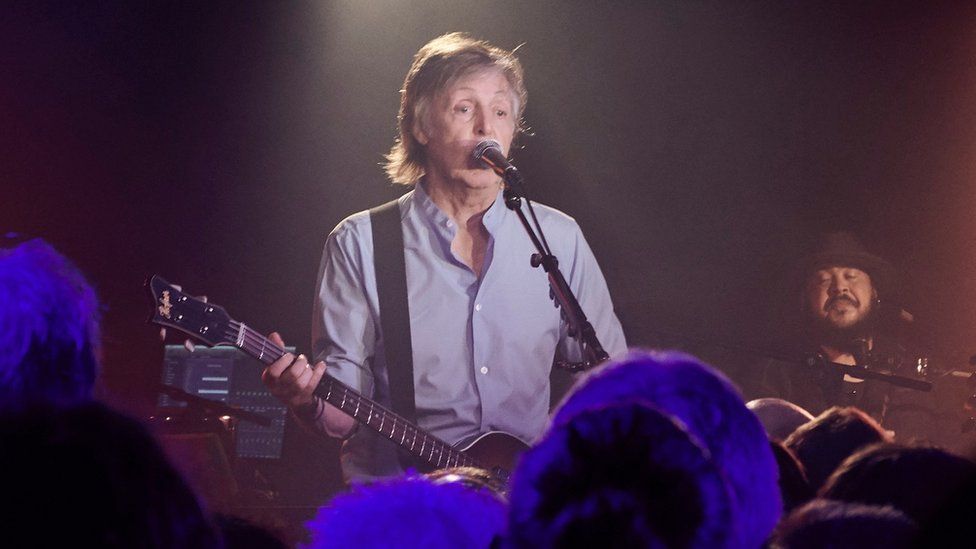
[225, 320, 472, 467]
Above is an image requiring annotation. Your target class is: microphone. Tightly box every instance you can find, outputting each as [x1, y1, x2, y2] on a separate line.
[851, 337, 871, 367]
[472, 139, 513, 176]
[473, 139, 526, 194]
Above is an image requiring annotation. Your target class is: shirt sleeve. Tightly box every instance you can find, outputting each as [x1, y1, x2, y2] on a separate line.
[308, 218, 378, 430]
[556, 222, 628, 362]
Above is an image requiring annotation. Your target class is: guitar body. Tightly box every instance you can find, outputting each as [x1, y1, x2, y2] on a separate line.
[456, 431, 531, 477]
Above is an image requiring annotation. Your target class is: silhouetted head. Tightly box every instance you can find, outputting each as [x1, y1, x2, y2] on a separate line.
[552, 350, 781, 548]
[0, 402, 219, 547]
[821, 443, 976, 525]
[0, 237, 100, 409]
[769, 439, 814, 513]
[306, 474, 505, 548]
[784, 406, 892, 491]
[507, 402, 737, 548]
[770, 499, 917, 549]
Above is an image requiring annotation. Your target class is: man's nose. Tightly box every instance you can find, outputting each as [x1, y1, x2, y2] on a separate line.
[829, 276, 850, 295]
[474, 107, 494, 137]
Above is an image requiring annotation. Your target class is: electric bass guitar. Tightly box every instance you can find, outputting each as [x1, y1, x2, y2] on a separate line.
[146, 275, 528, 483]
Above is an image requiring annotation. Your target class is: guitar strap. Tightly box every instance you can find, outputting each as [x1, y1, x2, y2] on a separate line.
[369, 198, 417, 427]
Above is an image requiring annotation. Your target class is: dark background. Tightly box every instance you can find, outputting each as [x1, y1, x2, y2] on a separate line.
[4, 0, 975, 518]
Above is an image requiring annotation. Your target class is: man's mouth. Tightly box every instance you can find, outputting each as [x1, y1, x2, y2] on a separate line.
[825, 295, 858, 311]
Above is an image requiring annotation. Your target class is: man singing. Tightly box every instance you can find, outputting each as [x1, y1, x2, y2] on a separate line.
[761, 232, 917, 422]
[262, 32, 626, 482]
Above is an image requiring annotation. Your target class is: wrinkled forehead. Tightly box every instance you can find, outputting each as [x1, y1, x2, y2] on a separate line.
[434, 66, 518, 105]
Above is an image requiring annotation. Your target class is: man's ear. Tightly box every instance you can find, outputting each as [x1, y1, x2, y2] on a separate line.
[412, 124, 429, 146]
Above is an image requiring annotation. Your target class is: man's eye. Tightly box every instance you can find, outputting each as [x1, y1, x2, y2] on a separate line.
[455, 105, 470, 114]
[495, 109, 508, 117]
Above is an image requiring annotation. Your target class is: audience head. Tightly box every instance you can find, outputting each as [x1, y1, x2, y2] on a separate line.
[784, 406, 891, 491]
[0, 402, 219, 548]
[0, 236, 100, 409]
[770, 499, 917, 549]
[770, 440, 814, 513]
[747, 397, 814, 441]
[305, 474, 505, 548]
[425, 466, 507, 499]
[552, 350, 780, 547]
[913, 471, 976, 547]
[506, 402, 736, 548]
[821, 443, 976, 525]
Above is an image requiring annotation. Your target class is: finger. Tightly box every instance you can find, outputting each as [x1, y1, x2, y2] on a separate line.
[200, 295, 208, 303]
[184, 339, 195, 353]
[266, 350, 297, 379]
[269, 331, 286, 347]
[296, 361, 315, 390]
[159, 327, 167, 341]
[308, 361, 328, 388]
[281, 354, 310, 384]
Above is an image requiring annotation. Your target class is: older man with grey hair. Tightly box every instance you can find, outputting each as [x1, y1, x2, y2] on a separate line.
[262, 33, 626, 482]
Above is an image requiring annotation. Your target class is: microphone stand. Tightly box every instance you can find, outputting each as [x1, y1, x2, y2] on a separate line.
[805, 355, 932, 392]
[636, 325, 934, 392]
[498, 168, 609, 372]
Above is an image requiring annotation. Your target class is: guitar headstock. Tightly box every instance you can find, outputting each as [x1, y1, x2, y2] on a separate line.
[146, 275, 234, 347]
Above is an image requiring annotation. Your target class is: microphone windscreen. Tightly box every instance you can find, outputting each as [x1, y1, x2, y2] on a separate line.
[472, 139, 502, 160]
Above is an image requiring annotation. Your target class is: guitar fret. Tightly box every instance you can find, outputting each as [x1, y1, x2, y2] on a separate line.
[419, 437, 427, 456]
[353, 399, 360, 418]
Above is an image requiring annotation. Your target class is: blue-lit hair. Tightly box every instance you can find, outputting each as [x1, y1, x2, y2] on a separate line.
[0, 237, 100, 408]
[552, 350, 782, 548]
[506, 402, 737, 548]
[305, 474, 506, 548]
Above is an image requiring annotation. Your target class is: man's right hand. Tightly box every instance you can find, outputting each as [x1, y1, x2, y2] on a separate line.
[261, 332, 327, 409]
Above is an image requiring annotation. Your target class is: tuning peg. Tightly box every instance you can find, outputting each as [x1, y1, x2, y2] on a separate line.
[158, 284, 207, 343]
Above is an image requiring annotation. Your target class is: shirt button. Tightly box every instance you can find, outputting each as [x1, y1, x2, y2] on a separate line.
[480, 366, 488, 375]
[475, 303, 482, 311]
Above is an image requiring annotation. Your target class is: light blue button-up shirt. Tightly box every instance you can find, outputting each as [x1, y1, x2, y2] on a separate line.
[311, 183, 626, 482]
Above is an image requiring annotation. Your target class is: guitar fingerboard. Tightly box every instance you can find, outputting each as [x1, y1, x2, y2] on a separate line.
[226, 320, 480, 470]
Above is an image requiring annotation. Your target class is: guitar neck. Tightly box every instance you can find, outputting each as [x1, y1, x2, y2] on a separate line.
[230, 321, 478, 470]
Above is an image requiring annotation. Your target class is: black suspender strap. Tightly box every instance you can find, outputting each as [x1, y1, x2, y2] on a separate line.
[369, 198, 417, 425]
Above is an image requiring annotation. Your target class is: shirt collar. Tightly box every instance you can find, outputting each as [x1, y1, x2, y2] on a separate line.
[413, 180, 508, 235]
